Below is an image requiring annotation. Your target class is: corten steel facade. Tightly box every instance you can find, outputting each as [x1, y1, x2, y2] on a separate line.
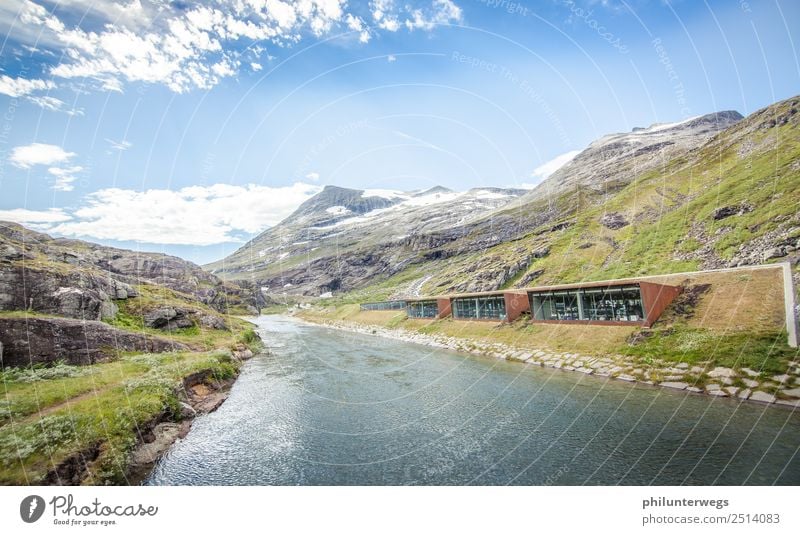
[435, 297, 452, 319]
[357, 264, 797, 344]
[362, 281, 678, 326]
[504, 291, 531, 321]
[528, 281, 681, 327]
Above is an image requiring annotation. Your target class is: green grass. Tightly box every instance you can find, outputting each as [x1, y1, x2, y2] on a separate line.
[0, 282, 264, 485]
[621, 326, 798, 375]
[0, 350, 243, 485]
[97, 283, 261, 352]
[341, 105, 799, 301]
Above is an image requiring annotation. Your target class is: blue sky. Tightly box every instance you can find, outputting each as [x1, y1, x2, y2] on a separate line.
[0, 0, 797, 264]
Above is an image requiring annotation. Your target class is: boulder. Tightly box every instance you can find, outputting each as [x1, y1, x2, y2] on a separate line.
[781, 387, 800, 398]
[144, 307, 178, 328]
[198, 314, 227, 330]
[143, 307, 194, 330]
[0, 264, 133, 321]
[762, 247, 787, 261]
[600, 212, 629, 230]
[0, 317, 189, 367]
[0, 243, 32, 262]
[712, 203, 753, 220]
[531, 247, 550, 259]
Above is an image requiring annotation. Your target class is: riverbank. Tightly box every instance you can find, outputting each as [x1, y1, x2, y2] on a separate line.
[296, 309, 800, 409]
[0, 326, 262, 485]
[125, 352, 253, 485]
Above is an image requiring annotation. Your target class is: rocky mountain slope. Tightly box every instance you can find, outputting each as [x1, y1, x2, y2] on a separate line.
[401, 95, 799, 298]
[205, 185, 529, 295]
[0, 222, 258, 365]
[207, 99, 799, 300]
[527, 111, 743, 203]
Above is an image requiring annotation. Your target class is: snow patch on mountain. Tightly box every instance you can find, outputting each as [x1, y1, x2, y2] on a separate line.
[325, 206, 351, 216]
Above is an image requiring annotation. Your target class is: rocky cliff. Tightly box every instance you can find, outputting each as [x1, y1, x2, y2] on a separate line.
[205, 185, 530, 295]
[0, 222, 257, 366]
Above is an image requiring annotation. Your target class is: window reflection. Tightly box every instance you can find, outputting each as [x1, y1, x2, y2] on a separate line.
[407, 300, 438, 318]
[360, 301, 406, 311]
[452, 296, 506, 320]
[530, 285, 645, 322]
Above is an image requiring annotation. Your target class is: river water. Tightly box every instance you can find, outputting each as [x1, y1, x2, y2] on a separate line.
[147, 316, 799, 485]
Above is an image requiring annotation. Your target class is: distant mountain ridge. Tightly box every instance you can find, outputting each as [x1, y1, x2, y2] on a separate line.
[206, 96, 799, 301]
[204, 185, 529, 294]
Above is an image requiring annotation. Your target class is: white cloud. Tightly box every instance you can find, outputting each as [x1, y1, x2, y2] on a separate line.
[9, 0, 352, 93]
[9, 143, 74, 168]
[105, 138, 132, 151]
[404, 0, 463, 31]
[529, 150, 581, 182]
[49, 182, 323, 245]
[0, 74, 54, 97]
[47, 165, 82, 192]
[25, 95, 63, 111]
[387, 54, 397, 62]
[2, 1, 463, 93]
[305, 172, 320, 181]
[250, 62, 263, 72]
[0, 208, 71, 226]
[8, 142, 83, 191]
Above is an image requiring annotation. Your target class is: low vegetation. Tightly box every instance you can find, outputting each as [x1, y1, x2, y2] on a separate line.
[0, 299, 263, 485]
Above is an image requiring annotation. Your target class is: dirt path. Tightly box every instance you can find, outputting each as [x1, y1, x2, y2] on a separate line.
[15, 383, 119, 425]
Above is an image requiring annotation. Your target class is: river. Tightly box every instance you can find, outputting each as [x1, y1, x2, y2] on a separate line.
[147, 315, 800, 485]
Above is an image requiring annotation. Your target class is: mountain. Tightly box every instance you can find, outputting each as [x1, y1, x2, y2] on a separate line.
[527, 110, 743, 203]
[205, 185, 529, 295]
[207, 98, 799, 301]
[403, 95, 799, 297]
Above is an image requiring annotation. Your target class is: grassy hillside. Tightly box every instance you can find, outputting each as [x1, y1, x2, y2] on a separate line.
[341, 96, 799, 302]
[0, 349, 246, 485]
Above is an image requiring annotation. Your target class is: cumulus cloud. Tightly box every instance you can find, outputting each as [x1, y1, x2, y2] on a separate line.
[9, 143, 74, 168]
[0, 73, 54, 97]
[404, 0, 462, 30]
[2, 0, 464, 94]
[0, 208, 71, 226]
[49, 182, 323, 245]
[8, 142, 82, 191]
[305, 172, 320, 181]
[371, 0, 460, 33]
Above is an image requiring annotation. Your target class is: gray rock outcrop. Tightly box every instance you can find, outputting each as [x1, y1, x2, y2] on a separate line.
[0, 317, 190, 367]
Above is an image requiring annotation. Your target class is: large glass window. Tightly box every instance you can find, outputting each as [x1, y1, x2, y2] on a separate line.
[452, 296, 506, 320]
[360, 300, 406, 311]
[530, 285, 645, 322]
[407, 300, 438, 318]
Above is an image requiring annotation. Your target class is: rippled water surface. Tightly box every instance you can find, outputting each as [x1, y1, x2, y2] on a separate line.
[148, 316, 800, 485]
